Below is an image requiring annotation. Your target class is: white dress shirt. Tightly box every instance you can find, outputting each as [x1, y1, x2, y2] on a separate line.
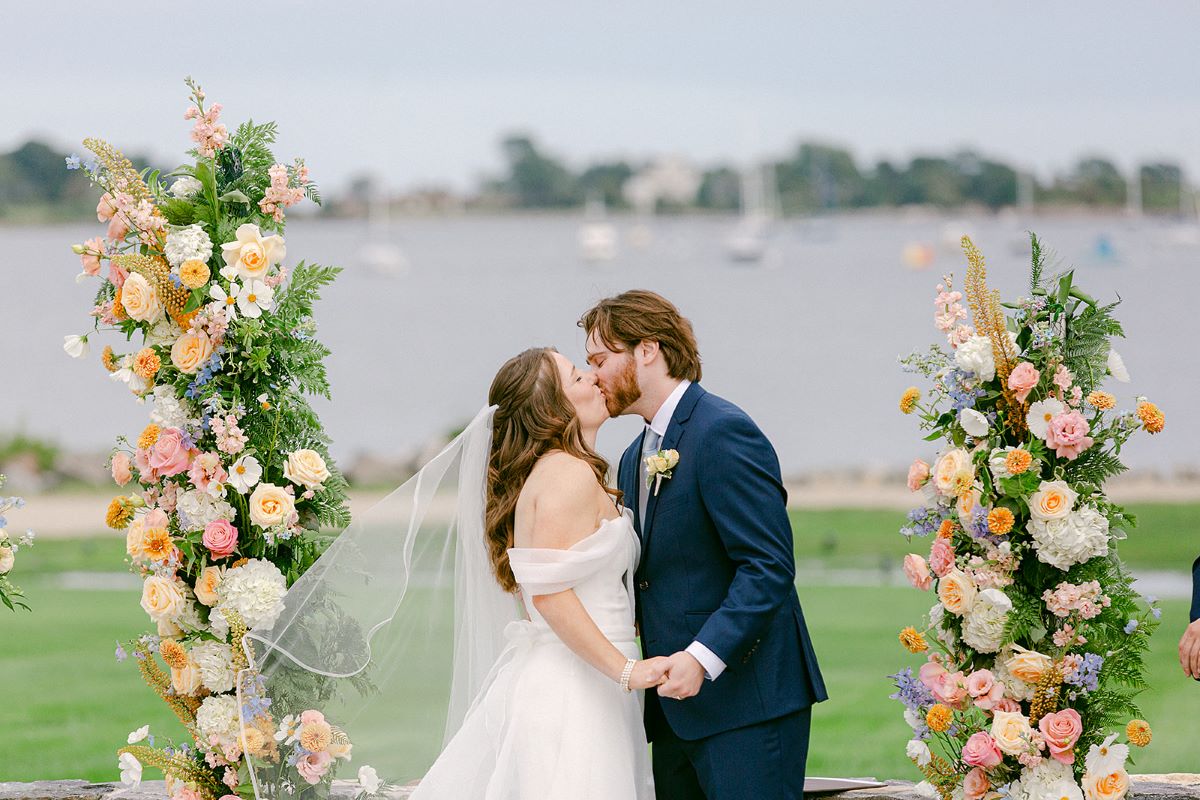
[640, 381, 728, 681]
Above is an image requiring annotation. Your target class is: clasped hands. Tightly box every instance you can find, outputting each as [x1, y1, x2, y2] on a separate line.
[628, 651, 706, 700]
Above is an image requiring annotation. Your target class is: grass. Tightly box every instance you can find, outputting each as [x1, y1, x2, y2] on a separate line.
[2, 503, 1197, 782]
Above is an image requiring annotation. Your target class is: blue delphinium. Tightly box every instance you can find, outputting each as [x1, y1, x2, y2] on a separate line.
[1064, 653, 1104, 692]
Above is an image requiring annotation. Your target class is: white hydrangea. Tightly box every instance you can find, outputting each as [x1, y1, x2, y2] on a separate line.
[993, 644, 1035, 702]
[210, 558, 287, 638]
[954, 332, 1018, 382]
[1011, 759, 1080, 800]
[144, 317, 185, 349]
[191, 640, 236, 694]
[150, 384, 195, 430]
[170, 176, 203, 199]
[176, 490, 236, 532]
[164, 224, 213, 268]
[195, 694, 240, 748]
[961, 588, 1013, 653]
[1029, 506, 1109, 571]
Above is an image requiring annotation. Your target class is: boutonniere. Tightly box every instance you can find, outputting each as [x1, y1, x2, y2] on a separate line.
[644, 449, 680, 496]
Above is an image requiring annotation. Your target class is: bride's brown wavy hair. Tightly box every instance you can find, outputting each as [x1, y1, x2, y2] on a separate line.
[485, 347, 621, 593]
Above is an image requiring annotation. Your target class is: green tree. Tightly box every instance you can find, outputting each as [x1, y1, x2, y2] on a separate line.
[500, 134, 580, 208]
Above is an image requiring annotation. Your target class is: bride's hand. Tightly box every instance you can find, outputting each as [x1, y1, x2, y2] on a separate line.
[627, 656, 671, 690]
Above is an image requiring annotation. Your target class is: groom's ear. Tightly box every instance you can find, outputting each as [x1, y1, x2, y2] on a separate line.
[638, 340, 660, 365]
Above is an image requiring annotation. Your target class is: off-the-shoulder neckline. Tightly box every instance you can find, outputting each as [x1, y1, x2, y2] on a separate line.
[509, 506, 632, 554]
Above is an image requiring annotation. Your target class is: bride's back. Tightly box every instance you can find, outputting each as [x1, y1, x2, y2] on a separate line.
[513, 451, 617, 550]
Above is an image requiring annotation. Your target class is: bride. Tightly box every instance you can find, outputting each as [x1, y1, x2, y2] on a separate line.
[240, 347, 665, 799]
[410, 346, 667, 797]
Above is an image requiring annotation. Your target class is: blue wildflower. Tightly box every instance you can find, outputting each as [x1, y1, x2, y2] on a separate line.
[65, 155, 81, 170]
[1124, 619, 1139, 634]
[1064, 653, 1104, 692]
[115, 642, 128, 662]
[1152, 607, 1162, 620]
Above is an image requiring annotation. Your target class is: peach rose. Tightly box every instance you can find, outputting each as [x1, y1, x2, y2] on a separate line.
[1029, 480, 1078, 522]
[904, 554, 932, 591]
[221, 223, 286, 281]
[929, 539, 955, 578]
[963, 767, 991, 800]
[194, 565, 226, 606]
[937, 569, 977, 616]
[141, 575, 187, 622]
[1084, 768, 1130, 800]
[957, 486, 982, 526]
[112, 452, 133, 486]
[121, 273, 164, 323]
[283, 449, 330, 489]
[932, 449, 973, 497]
[991, 710, 1034, 756]
[1007, 361, 1041, 404]
[171, 657, 203, 695]
[148, 428, 196, 477]
[1005, 646, 1053, 684]
[907, 459, 931, 492]
[171, 329, 215, 375]
[1039, 708, 1083, 764]
[126, 519, 147, 560]
[249, 483, 295, 529]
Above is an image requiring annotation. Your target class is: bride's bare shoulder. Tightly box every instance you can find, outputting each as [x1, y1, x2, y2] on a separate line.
[517, 453, 603, 548]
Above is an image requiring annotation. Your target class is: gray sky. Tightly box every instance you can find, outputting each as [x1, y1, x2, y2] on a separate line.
[6, 1, 1199, 192]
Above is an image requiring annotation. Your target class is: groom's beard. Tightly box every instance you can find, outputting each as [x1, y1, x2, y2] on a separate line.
[605, 357, 642, 417]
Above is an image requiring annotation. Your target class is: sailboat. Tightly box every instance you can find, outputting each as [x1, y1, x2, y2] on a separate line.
[358, 186, 409, 276]
[725, 162, 777, 264]
[578, 193, 618, 262]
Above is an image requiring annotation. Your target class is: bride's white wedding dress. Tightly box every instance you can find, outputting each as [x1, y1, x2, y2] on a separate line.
[411, 508, 654, 799]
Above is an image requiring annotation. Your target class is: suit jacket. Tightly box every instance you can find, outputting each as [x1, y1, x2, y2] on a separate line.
[618, 382, 827, 741]
[1192, 556, 1200, 623]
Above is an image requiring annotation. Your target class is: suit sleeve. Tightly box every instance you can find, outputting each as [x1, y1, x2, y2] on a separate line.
[693, 412, 796, 667]
[1191, 556, 1200, 624]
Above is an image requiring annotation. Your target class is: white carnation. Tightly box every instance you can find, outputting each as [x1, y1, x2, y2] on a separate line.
[903, 707, 924, 731]
[195, 694, 240, 747]
[210, 558, 287, 638]
[150, 384, 195, 430]
[164, 224, 213, 268]
[170, 176, 203, 199]
[176, 490, 236, 532]
[1030, 506, 1109, 571]
[907, 739, 932, 766]
[191, 640, 236, 693]
[954, 332, 1018, 382]
[961, 588, 1013, 653]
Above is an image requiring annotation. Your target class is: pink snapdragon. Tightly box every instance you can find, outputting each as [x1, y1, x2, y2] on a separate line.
[259, 163, 308, 222]
[1045, 410, 1094, 460]
[185, 103, 229, 158]
[211, 415, 248, 456]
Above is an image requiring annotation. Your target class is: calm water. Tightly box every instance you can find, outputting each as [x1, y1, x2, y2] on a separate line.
[2, 213, 1196, 477]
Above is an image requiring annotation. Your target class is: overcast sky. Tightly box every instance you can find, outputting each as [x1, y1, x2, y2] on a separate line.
[6, 1, 1198, 192]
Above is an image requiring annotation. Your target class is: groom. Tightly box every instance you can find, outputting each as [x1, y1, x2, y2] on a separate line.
[580, 290, 827, 800]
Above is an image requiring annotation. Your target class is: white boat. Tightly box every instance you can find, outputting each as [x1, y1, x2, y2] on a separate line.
[725, 162, 778, 264]
[358, 186, 409, 276]
[579, 194, 618, 262]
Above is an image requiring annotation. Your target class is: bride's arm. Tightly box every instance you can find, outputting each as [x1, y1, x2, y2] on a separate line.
[524, 457, 667, 690]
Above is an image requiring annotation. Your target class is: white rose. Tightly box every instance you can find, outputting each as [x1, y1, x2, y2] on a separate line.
[283, 449, 330, 489]
[959, 408, 990, 438]
[220, 223, 285, 281]
[932, 448, 973, 497]
[140, 575, 187, 622]
[991, 710, 1034, 755]
[0, 546, 13, 574]
[249, 483, 295, 529]
[120, 272, 164, 323]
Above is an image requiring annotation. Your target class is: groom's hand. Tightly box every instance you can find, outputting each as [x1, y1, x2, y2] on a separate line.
[1180, 619, 1200, 679]
[657, 651, 705, 700]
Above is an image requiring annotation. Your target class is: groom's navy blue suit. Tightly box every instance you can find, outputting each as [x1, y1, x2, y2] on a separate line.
[619, 382, 827, 800]
[1191, 556, 1200, 623]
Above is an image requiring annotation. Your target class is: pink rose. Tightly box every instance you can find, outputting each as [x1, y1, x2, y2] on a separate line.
[966, 669, 1005, 710]
[295, 751, 332, 785]
[929, 539, 955, 578]
[963, 767, 991, 800]
[918, 660, 947, 693]
[961, 732, 1003, 768]
[106, 215, 130, 242]
[143, 508, 169, 529]
[991, 697, 1021, 714]
[1007, 361, 1040, 404]
[96, 192, 117, 222]
[203, 519, 239, 559]
[109, 257, 129, 288]
[1045, 411, 1094, 460]
[148, 428, 197, 477]
[933, 670, 969, 707]
[112, 452, 132, 486]
[903, 554, 932, 591]
[907, 459, 931, 492]
[1038, 708, 1083, 764]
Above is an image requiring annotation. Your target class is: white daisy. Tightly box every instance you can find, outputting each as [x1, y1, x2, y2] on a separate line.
[229, 455, 263, 494]
[1026, 397, 1066, 440]
[237, 280, 275, 318]
[209, 281, 242, 321]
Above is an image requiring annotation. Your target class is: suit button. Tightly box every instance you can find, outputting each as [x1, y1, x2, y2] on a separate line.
[638, 580, 650, 590]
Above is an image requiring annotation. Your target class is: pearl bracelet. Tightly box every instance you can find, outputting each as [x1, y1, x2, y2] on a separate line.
[619, 658, 636, 693]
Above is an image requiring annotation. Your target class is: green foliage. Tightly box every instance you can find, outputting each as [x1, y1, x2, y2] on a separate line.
[1063, 298, 1124, 392]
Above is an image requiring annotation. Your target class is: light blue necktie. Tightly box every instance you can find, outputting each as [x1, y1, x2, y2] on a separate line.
[639, 426, 662, 524]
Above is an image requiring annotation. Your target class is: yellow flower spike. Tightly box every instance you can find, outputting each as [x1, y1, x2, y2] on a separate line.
[1126, 719, 1152, 747]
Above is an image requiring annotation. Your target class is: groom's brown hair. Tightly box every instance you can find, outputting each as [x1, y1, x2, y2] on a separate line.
[578, 290, 702, 382]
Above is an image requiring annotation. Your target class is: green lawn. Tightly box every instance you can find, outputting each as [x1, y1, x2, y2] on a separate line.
[2, 503, 1197, 782]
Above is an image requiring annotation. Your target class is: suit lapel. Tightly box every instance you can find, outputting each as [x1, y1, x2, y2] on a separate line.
[619, 436, 642, 536]
[641, 383, 705, 549]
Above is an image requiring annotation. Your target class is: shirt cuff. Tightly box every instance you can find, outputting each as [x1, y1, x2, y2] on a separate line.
[686, 641, 727, 681]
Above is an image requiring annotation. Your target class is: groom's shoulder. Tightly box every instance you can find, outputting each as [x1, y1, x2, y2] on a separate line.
[693, 390, 762, 438]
